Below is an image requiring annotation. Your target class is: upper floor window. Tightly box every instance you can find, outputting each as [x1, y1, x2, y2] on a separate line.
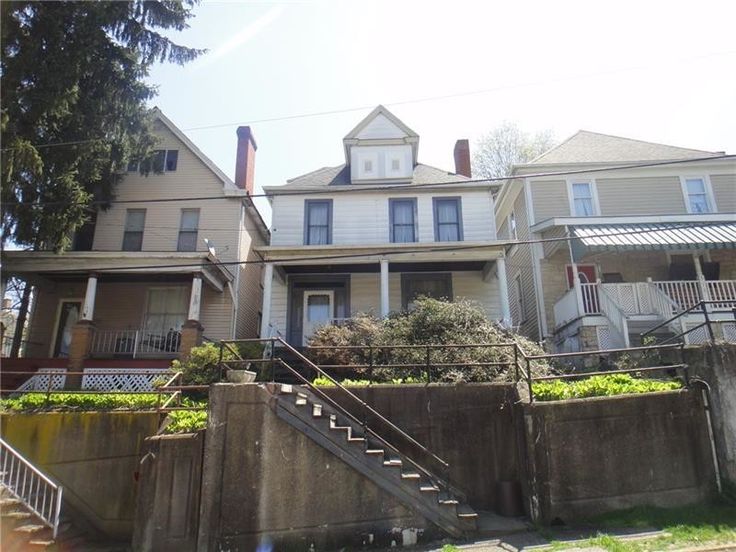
[122, 209, 146, 251]
[304, 199, 332, 245]
[433, 197, 463, 242]
[508, 211, 517, 240]
[682, 177, 713, 213]
[389, 198, 417, 243]
[178, 209, 200, 252]
[570, 180, 597, 216]
[128, 149, 179, 173]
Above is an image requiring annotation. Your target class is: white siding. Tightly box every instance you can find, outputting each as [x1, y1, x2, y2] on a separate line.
[270, 189, 496, 246]
[269, 277, 288, 338]
[350, 145, 413, 181]
[350, 273, 380, 315]
[355, 114, 407, 139]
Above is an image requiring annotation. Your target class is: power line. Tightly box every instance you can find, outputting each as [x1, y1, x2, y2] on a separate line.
[4, 154, 734, 208]
[2, 49, 734, 152]
[7, 223, 727, 275]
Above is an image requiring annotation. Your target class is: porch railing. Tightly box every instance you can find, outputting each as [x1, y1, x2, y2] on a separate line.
[1, 437, 63, 538]
[652, 280, 736, 312]
[553, 288, 581, 327]
[89, 328, 181, 358]
[598, 286, 630, 347]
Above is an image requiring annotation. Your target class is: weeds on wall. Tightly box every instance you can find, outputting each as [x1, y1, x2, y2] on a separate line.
[532, 374, 682, 402]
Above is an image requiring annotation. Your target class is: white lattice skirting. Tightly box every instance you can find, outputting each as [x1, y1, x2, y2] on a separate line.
[15, 368, 170, 392]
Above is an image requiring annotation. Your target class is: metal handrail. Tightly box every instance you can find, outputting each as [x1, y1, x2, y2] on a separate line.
[641, 300, 736, 344]
[1, 438, 63, 538]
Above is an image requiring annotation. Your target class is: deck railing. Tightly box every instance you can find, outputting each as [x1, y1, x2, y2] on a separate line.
[89, 328, 181, 358]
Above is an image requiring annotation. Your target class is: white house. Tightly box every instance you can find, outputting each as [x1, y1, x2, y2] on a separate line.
[257, 106, 510, 345]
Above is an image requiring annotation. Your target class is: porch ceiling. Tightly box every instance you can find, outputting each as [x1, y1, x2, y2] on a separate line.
[570, 222, 736, 261]
[255, 241, 505, 265]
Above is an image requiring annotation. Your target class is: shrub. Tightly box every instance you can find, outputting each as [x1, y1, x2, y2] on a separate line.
[0, 392, 161, 412]
[308, 297, 551, 383]
[532, 373, 682, 401]
[312, 376, 422, 387]
[171, 342, 236, 386]
[163, 410, 208, 434]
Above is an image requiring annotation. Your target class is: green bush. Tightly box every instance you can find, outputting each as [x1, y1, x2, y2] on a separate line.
[308, 297, 551, 383]
[312, 376, 422, 386]
[171, 342, 236, 386]
[532, 373, 682, 401]
[0, 392, 161, 412]
[163, 410, 208, 434]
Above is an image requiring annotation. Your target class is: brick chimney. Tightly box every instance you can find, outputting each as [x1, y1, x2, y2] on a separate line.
[234, 126, 257, 194]
[453, 139, 471, 178]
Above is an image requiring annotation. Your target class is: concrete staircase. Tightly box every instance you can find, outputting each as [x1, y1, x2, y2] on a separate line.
[268, 382, 478, 538]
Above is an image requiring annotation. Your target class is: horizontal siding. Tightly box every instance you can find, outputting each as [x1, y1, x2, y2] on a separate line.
[200, 286, 233, 341]
[711, 174, 736, 213]
[530, 180, 568, 223]
[269, 277, 288, 338]
[597, 176, 686, 215]
[351, 273, 380, 315]
[508, 190, 539, 340]
[270, 189, 496, 246]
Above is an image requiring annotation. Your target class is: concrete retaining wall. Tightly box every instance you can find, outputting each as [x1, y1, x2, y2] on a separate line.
[0, 411, 160, 539]
[522, 389, 716, 523]
[321, 384, 522, 511]
[132, 432, 204, 552]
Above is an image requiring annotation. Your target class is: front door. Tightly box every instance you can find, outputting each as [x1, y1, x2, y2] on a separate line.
[302, 291, 334, 346]
[53, 301, 82, 357]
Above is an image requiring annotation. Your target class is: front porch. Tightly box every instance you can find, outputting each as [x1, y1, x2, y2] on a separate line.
[2, 251, 234, 385]
[256, 243, 511, 346]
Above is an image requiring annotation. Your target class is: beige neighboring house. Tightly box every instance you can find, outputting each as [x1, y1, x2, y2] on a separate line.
[1, 109, 268, 370]
[494, 131, 736, 351]
[256, 105, 511, 346]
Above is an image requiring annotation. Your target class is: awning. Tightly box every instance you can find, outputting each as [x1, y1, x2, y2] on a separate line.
[570, 222, 736, 259]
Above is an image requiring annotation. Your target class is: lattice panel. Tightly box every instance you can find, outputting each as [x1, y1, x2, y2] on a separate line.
[81, 368, 170, 392]
[722, 323, 736, 343]
[686, 325, 709, 345]
[15, 369, 67, 392]
[596, 326, 612, 350]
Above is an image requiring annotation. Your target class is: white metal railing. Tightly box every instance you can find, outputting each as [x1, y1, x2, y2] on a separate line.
[653, 280, 704, 312]
[580, 283, 601, 314]
[89, 328, 181, 358]
[1, 438, 63, 538]
[707, 280, 736, 310]
[554, 288, 581, 327]
[598, 286, 630, 347]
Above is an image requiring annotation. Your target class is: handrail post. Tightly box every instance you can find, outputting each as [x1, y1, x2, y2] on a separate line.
[44, 370, 53, 407]
[217, 340, 224, 381]
[526, 357, 533, 403]
[425, 346, 431, 384]
[368, 344, 374, 386]
[701, 301, 716, 343]
[513, 344, 519, 382]
[269, 338, 275, 382]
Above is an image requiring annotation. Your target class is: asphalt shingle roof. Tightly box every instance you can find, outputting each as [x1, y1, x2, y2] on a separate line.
[531, 130, 722, 165]
[279, 163, 470, 189]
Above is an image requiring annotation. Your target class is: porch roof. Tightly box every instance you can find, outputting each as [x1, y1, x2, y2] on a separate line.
[2, 251, 233, 291]
[570, 221, 736, 257]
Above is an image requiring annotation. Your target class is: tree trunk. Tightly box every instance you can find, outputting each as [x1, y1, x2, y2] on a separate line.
[10, 281, 32, 358]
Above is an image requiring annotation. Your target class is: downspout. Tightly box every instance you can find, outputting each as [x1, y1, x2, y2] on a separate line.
[689, 378, 722, 494]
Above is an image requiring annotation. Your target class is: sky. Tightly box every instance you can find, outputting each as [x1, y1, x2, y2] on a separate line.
[148, 0, 736, 225]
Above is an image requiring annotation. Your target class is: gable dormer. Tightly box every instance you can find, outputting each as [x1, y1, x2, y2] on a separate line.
[343, 105, 419, 183]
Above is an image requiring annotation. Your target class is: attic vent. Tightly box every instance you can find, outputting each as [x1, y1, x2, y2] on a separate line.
[364, 159, 373, 173]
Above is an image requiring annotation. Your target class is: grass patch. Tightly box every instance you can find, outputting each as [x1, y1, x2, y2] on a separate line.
[0, 392, 163, 412]
[532, 374, 682, 402]
[162, 410, 208, 434]
[550, 503, 736, 551]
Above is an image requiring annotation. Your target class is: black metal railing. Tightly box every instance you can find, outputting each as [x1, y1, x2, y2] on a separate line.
[641, 300, 736, 345]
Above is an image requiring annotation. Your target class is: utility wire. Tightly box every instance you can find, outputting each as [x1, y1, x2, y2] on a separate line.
[9, 223, 728, 274]
[4, 154, 734, 207]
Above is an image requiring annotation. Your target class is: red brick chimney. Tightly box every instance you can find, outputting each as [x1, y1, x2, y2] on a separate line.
[234, 126, 257, 194]
[453, 139, 471, 178]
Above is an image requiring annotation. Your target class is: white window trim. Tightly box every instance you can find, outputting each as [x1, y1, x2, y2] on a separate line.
[508, 211, 517, 240]
[679, 175, 717, 214]
[49, 298, 84, 357]
[566, 178, 600, 217]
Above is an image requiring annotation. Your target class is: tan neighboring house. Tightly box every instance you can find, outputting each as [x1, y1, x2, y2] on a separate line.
[256, 105, 510, 346]
[1, 109, 268, 373]
[494, 131, 736, 351]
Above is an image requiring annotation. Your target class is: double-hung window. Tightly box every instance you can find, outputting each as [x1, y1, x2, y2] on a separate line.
[178, 209, 200, 252]
[304, 200, 332, 245]
[683, 177, 712, 213]
[401, 273, 452, 310]
[571, 181, 596, 216]
[389, 198, 417, 243]
[122, 209, 146, 251]
[433, 197, 463, 242]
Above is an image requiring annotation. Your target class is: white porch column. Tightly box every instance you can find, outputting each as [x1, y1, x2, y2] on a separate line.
[260, 263, 274, 337]
[570, 261, 585, 316]
[80, 274, 98, 321]
[380, 259, 390, 318]
[188, 274, 203, 322]
[496, 257, 512, 328]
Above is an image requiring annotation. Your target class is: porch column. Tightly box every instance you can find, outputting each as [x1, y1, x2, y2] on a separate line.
[260, 263, 274, 338]
[180, 274, 204, 360]
[80, 273, 98, 321]
[380, 259, 390, 318]
[570, 261, 585, 316]
[693, 254, 711, 302]
[496, 257, 512, 328]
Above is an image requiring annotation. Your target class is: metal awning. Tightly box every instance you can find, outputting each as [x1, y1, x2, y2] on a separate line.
[570, 222, 736, 258]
